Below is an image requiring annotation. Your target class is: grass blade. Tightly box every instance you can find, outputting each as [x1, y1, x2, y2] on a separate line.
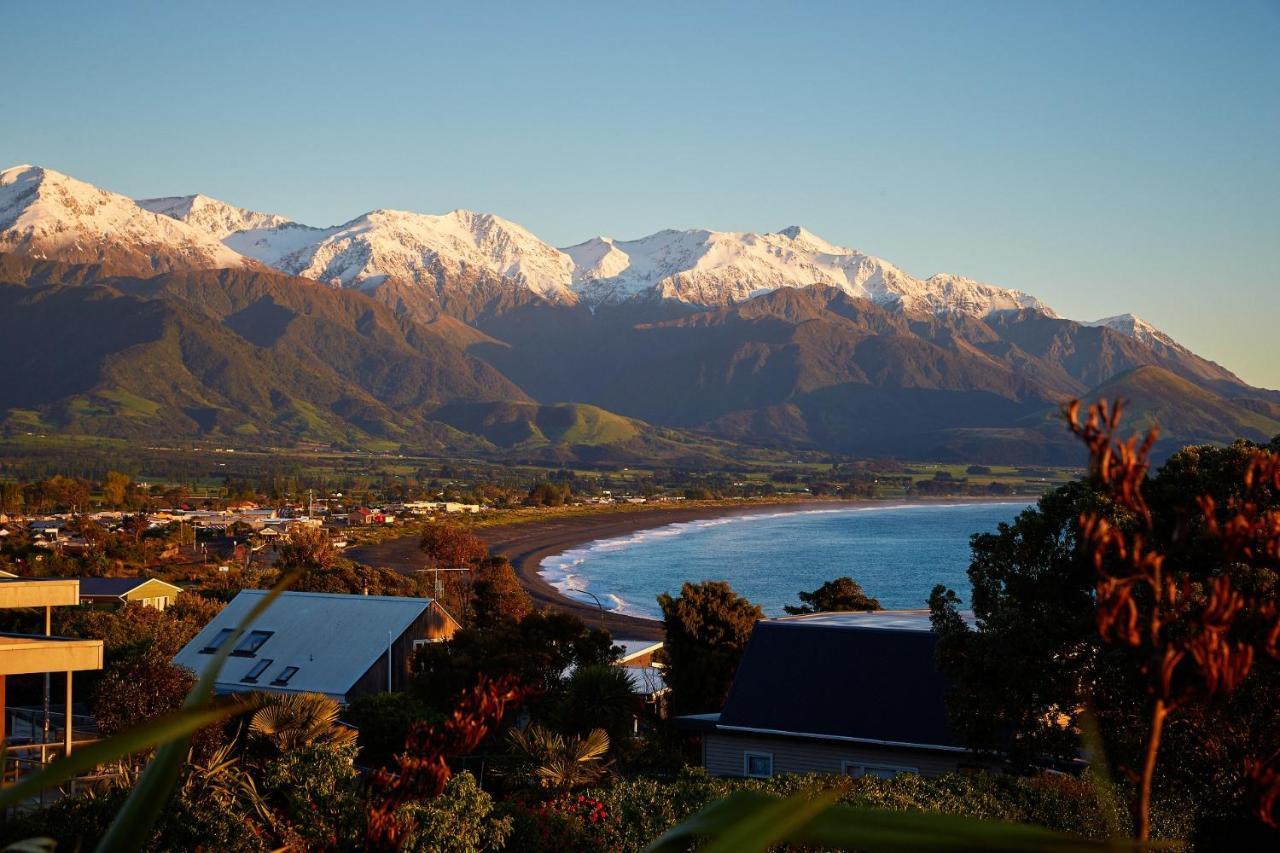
[645, 790, 1150, 853]
[0, 700, 246, 809]
[92, 570, 299, 853]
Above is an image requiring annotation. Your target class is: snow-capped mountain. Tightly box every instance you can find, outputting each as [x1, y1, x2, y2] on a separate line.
[0, 166, 256, 277]
[1086, 314, 1189, 354]
[562, 226, 1053, 317]
[223, 208, 578, 301]
[0, 164, 1197, 346]
[136, 194, 293, 239]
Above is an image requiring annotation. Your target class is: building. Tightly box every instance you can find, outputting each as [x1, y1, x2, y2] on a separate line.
[75, 577, 184, 610]
[0, 579, 104, 764]
[683, 609, 983, 780]
[172, 590, 460, 704]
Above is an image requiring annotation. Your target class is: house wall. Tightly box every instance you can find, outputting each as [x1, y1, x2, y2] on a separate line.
[702, 731, 969, 779]
[346, 602, 459, 702]
[122, 579, 182, 610]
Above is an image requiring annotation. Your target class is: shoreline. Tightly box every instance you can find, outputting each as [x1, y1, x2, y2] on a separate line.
[348, 496, 1026, 642]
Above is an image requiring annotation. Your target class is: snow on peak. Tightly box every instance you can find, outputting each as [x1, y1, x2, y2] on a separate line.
[225, 207, 577, 300]
[562, 225, 1050, 317]
[0, 165, 1056, 320]
[1086, 314, 1186, 351]
[0, 164, 254, 272]
[137, 193, 292, 239]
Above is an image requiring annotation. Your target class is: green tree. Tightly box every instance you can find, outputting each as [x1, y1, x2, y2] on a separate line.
[396, 771, 513, 853]
[102, 470, 131, 508]
[783, 576, 881, 615]
[657, 581, 763, 714]
[413, 611, 613, 713]
[929, 439, 1280, 840]
[558, 663, 639, 743]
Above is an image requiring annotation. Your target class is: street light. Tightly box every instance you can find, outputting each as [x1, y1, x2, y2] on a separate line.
[577, 589, 608, 632]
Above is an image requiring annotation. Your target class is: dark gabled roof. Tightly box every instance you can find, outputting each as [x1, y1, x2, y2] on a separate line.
[76, 577, 174, 597]
[716, 620, 956, 748]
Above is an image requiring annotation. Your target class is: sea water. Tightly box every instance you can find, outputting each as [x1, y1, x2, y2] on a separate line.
[539, 502, 1029, 619]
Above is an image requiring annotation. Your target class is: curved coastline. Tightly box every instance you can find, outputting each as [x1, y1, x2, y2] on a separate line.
[348, 497, 1020, 642]
[349, 501, 839, 640]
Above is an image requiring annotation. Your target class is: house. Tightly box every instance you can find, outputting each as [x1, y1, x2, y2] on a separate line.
[681, 609, 984, 780]
[172, 590, 460, 704]
[0, 579, 104, 762]
[76, 577, 184, 610]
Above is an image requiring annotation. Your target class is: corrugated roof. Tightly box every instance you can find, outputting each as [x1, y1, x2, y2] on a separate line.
[715, 619, 957, 748]
[172, 590, 435, 700]
[771, 608, 976, 631]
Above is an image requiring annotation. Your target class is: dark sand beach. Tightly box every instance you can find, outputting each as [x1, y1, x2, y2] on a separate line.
[347, 501, 840, 640]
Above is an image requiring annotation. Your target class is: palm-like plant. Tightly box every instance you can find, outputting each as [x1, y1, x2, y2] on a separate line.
[248, 692, 357, 753]
[508, 724, 610, 791]
[560, 664, 639, 741]
[181, 741, 274, 828]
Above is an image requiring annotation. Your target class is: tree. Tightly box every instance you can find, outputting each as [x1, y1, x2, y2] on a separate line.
[527, 481, 570, 507]
[419, 522, 488, 569]
[558, 664, 639, 743]
[784, 577, 881, 615]
[102, 471, 131, 508]
[930, 427, 1280, 842]
[470, 557, 533, 629]
[657, 581, 763, 714]
[412, 611, 613, 713]
[274, 525, 337, 573]
[93, 651, 196, 738]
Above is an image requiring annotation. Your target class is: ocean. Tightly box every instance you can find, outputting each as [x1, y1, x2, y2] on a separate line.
[538, 501, 1030, 619]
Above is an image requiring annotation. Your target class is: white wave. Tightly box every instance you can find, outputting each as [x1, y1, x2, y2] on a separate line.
[536, 501, 1028, 621]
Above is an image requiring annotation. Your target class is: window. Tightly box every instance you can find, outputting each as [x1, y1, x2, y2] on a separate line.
[744, 752, 773, 779]
[412, 638, 444, 651]
[842, 762, 918, 780]
[232, 630, 274, 657]
[242, 659, 274, 683]
[271, 666, 300, 686]
[200, 628, 235, 654]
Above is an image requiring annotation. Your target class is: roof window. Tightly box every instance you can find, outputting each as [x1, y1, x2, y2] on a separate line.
[231, 630, 274, 657]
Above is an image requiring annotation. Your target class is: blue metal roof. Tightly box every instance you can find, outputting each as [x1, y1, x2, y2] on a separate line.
[172, 590, 439, 701]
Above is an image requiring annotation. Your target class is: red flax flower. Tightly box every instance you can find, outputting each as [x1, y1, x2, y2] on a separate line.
[365, 675, 526, 849]
[1066, 399, 1280, 839]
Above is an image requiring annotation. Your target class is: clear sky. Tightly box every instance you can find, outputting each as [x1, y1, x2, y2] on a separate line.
[3, 1, 1278, 386]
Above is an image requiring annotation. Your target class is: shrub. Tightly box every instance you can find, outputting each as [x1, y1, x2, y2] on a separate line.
[397, 772, 514, 853]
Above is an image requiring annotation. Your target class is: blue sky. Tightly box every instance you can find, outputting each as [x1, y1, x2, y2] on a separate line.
[4, 1, 1278, 386]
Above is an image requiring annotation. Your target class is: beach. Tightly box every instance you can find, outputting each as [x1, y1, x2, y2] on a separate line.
[347, 500, 841, 640]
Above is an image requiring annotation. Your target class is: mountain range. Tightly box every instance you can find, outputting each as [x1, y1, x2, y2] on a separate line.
[1, 164, 1276, 464]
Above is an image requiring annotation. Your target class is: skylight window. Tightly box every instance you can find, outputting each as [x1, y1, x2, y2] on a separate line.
[271, 666, 300, 686]
[231, 630, 274, 657]
[199, 628, 236, 654]
[242, 658, 274, 683]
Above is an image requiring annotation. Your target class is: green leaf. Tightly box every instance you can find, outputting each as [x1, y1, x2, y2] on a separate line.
[93, 570, 300, 853]
[645, 790, 1150, 853]
[0, 700, 245, 809]
[698, 788, 842, 853]
[3, 839, 58, 853]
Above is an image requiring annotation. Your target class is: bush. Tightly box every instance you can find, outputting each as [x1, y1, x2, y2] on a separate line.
[398, 772, 514, 853]
[258, 741, 363, 849]
[345, 691, 442, 767]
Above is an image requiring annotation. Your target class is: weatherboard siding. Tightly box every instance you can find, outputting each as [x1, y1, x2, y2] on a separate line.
[702, 732, 964, 779]
[348, 602, 459, 700]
